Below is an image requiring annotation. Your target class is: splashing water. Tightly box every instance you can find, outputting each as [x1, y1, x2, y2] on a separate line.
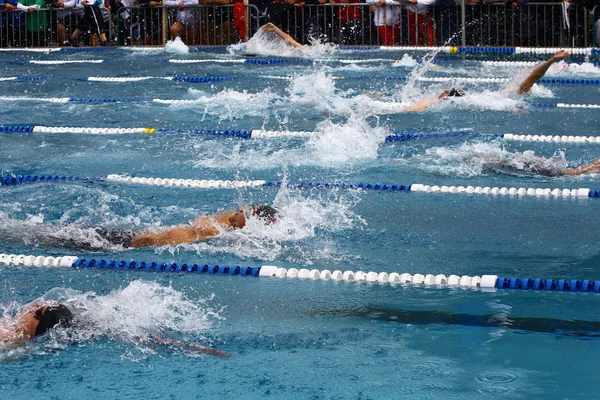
[227, 28, 335, 58]
[191, 112, 388, 171]
[0, 281, 222, 361]
[169, 186, 365, 265]
[165, 36, 190, 54]
[396, 142, 569, 178]
[391, 54, 418, 68]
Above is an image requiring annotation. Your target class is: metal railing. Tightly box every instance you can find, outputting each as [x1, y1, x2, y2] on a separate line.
[0, 2, 597, 47]
[0, 6, 114, 47]
[113, 4, 260, 46]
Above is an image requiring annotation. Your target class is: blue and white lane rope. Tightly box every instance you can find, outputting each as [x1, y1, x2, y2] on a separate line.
[86, 76, 234, 83]
[335, 76, 600, 85]
[2, 75, 598, 85]
[2, 173, 599, 199]
[3, 126, 600, 144]
[0, 76, 47, 81]
[385, 130, 600, 144]
[0, 126, 312, 138]
[0, 45, 596, 55]
[2, 252, 600, 294]
[7, 58, 600, 67]
[1, 96, 600, 109]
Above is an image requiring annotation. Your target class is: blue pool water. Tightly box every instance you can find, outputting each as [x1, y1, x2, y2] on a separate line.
[1, 40, 600, 399]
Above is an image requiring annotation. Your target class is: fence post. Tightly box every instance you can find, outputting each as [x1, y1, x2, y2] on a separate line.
[161, 7, 168, 45]
[461, 0, 466, 46]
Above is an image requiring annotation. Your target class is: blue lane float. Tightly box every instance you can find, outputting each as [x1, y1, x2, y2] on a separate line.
[1, 252, 599, 294]
[385, 130, 481, 142]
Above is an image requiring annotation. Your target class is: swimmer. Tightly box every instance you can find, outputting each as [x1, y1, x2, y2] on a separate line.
[0, 303, 73, 346]
[402, 50, 570, 112]
[128, 205, 278, 248]
[410, 148, 600, 177]
[0, 302, 231, 357]
[260, 22, 302, 48]
[38, 205, 278, 251]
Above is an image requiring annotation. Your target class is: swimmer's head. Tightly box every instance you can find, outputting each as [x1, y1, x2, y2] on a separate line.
[33, 304, 73, 337]
[252, 205, 278, 224]
[439, 87, 466, 99]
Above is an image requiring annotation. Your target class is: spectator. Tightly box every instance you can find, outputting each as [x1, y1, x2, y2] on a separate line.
[113, 0, 136, 45]
[53, 0, 82, 46]
[366, 0, 401, 46]
[136, 0, 163, 45]
[200, 0, 237, 45]
[164, 0, 199, 43]
[267, 0, 298, 39]
[405, 0, 436, 45]
[14, 0, 47, 46]
[1, 0, 27, 47]
[333, 0, 362, 44]
[69, 0, 109, 46]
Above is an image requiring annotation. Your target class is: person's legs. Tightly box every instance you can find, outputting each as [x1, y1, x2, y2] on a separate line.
[376, 25, 398, 46]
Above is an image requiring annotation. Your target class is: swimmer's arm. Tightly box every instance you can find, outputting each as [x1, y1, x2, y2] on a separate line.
[402, 97, 439, 112]
[130, 224, 220, 248]
[261, 23, 302, 48]
[141, 334, 232, 358]
[564, 158, 600, 176]
[518, 50, 569, 94]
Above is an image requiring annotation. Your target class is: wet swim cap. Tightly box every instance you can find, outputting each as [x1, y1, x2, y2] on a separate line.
[34, 304, 73, 337]
[447, 88, 465, 97]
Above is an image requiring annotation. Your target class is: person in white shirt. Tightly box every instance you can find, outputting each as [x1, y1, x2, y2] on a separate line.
[164, 0, 199, 42]
[365, 0, 401, 46]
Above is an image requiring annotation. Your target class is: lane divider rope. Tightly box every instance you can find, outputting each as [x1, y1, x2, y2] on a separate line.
[5, 57, 599, 66]
[1, 253, 599, 293]
[2, 173, 599, 199]
[0, 46, 595, 56]
[2, 74, 598, 85]
[86, 76, 234, 83]
[3, 125, 599, 144]
[0, 96, 598, 108]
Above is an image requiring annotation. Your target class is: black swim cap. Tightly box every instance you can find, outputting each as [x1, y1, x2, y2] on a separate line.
[254, 205, 278, 222]
[447, 88, 465, 97]
[34, 304, 73, 337]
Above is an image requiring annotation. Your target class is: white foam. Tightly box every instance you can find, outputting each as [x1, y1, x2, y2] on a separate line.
[392, 54, 418, 68]
[398, 142, 569, 178]
[177, 187, 364, 265]
[227, 29, 335, 58]
[165, 36, 190, 54]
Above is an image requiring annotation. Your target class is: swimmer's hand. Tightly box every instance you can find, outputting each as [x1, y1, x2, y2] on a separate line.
[187, 344, 232, 358]
[552, 50, 569, 61]
[141, 334, 232, 358]
[261, 22, 276, 32]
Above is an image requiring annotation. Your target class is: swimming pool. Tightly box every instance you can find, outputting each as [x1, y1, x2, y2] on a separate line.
[1, 41, 600, 399]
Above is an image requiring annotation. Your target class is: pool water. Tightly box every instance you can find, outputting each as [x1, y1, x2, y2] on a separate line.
[1, 39, 600, 399]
